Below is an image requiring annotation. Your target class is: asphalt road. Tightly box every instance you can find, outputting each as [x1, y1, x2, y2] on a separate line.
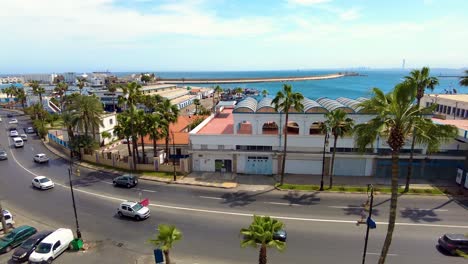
[1, 110, 467, 264]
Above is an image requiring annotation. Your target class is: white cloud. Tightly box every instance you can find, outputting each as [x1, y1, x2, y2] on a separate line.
[339, 8, 361, 21]
[287, 0, 332, 6]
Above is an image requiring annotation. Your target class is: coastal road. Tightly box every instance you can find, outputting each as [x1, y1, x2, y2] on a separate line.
[1, 110, 467, 263]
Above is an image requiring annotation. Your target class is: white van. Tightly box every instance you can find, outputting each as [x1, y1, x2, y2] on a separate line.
[28, 228, 74, 263]
[13, 137, 24, 148]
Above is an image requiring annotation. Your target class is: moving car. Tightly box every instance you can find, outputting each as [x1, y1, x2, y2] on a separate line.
[438, 233, 468, 255]
[10, 130, 19, 137]
[11, 231, 53, 262]
[20, 133, 28, 141]
[243, 229, 287, 243]
[28, 228, 74, 264]
[113, 175, 138, 188]
[33, 154, 49, 163]
[0, 150, 7, 160]
[13, 137, 24, 148]
[7, 113, 13, 118]
[32, 176, 55, 190]
[0, 210, 14, 231]
[117, 201, 150, 221]
[26, 127, 35, 134]
[0, 225, 37, 253]
[9, 119, 18, 124]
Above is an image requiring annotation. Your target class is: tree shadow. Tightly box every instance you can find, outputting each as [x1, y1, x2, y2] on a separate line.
[70, 173, 102, 187]
[280, 191, 320, 206]
[372, 193, 404, 208]
[221, 188, 275, 207]
[400, 208, 441, 223]
[341, 205, 380, 217]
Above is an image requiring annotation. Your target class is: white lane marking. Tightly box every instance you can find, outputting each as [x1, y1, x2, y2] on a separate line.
[329, 206, 362, 209]
[100, 181, 113, 185]
[141, 189, 157, 193]
[199, 196, 224, 200]
[329, 206, 448, 212]
[266, 202, 302, 206]
[367, 253, 398, 256]
[7, 143, 468, 229]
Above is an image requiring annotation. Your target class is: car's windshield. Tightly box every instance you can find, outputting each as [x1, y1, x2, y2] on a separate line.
[132, 203, 143, 211]
[3, 231, 17, 241]
[39, 178, 50, 183]
[21, 238, 37, 249]
[0, 151, 6, 155]
[35, 243, 52, 253]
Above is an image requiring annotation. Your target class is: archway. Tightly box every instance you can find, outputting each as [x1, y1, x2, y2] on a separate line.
[262, 122, 279, 135]
[286, 122, 300, 135]
[309, 122, 324, 135]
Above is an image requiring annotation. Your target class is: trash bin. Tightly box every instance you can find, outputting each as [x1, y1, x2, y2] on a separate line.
[70, 238, 84, 250]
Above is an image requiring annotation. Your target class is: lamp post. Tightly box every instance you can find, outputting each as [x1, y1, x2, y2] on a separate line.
[361, 184, 375, 264]
[171, 130, 177, 181]
[68, 151, 82, 239]
[320, 132, 329, 191]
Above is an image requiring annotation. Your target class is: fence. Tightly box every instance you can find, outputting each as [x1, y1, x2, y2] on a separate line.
[48, 132, 70, 149]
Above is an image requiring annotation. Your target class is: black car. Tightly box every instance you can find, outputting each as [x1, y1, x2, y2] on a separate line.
[243, 229, 287, 243]
[7, 113, 13, 118]
[11, 231, 52, 262]
[438, 234, 468, 255]
[113, 175, 138, 188]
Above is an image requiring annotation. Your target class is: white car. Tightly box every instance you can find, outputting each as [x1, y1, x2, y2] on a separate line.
[20, 133, 28, 141]
[9, 119, 18, 124]
[117, 201, 150, 220]
[28, 228, 74, 264]
[0, 210, 14, 231]
[33, 154, 49, 163]
[32, 176, 54, 190]
[10, 130, 19, 137]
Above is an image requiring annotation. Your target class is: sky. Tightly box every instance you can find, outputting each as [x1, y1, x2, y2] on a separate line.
[1, 0, 467, 73]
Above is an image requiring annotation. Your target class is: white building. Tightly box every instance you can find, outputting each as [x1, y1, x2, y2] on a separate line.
[189, 97, 467, 180]
[22, 74, 56, 84]
[72, 112, 118, 145]
[0, 76, 24, 84]
[421, 94, 468, 120]
[62, 72, 77, 84]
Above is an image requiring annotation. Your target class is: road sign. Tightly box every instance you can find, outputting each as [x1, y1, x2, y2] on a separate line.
[154, 249, 164, 263]
[367, 217, 376, 229]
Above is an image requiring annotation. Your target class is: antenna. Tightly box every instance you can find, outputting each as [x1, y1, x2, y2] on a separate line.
[402, 59, 406, 70]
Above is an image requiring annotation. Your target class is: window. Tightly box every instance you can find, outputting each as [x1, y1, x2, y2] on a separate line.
[218, 145, 225, 150]
[236, 145, 273, 151]
[201, 144, 208, 150]
[109, 118, 113, 125]
[462, 109, 466, 118]
[447, 106, 452, 114]
[53, 241, 61, 251]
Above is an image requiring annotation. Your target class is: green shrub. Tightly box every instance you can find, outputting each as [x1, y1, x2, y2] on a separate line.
[356, 187, 365, 192]
[338, 186, 346, 191]
[424, 189, 433, 194]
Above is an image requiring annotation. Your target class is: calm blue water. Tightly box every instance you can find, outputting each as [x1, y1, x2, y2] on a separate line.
[2, 69, 465, 100]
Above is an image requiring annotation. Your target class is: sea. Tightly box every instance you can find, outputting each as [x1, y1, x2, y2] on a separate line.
[2, 69, 465, 100]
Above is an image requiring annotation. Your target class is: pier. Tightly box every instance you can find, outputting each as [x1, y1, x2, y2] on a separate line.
[159, 72, 354, 84]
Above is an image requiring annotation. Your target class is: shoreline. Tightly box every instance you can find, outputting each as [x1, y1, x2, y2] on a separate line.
[159, 73, 347, 84]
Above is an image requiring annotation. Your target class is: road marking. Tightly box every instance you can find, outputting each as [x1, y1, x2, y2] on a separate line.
[7, 143, 468, 229]
[329, 206, 448, 212]
[329, 206, 362, 209]
[100, 181, 113, 185]
[199, 196, 224, 200]
[266, 202, 302, 206]
[367, 253, 398, 256]
[141, 189, 157, 193]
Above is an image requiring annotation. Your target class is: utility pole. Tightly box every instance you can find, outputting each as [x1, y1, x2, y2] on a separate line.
[69, 151, 82, 239]
[171, 130, 177, 181]
[0, 200, 10, 234]
[361, 184, 375, 264]
[320, 132, 329, 191]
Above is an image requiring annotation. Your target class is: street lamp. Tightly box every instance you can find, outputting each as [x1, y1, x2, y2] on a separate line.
[171, 130, 177, 181]
[68, 152, 82, 239]
[361, 184, 375, 264]
[320, 131, 329, 191]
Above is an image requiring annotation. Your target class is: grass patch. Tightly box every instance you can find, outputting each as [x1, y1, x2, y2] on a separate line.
[276, 183, 443, 195]
[83, 160, 185, 178]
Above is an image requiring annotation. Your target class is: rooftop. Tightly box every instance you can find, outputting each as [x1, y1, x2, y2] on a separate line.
[432, 118, 468, 130]
[426, 94, 468, 103]
[197, 109, 234, 135]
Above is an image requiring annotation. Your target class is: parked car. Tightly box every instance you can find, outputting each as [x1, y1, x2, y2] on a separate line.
[10, 130, 19, 137]
[33, 154, 49, 163]
[28, 228, 74, 264]
[113, 175, 138, 188]
[32, 176, 55, 190]
[7, 113, 13, 118]
[20, 133, 28, 141]
[11, 231, 53, 262]
[0, 210, 14, 231]
[9, 119, 18, 124]
[0, 150, 7, 160]
[0, 225, 37, 253]
[438, 233, 468, 255]
[117, 201, 150, 220]
[26, 127, 35, 134]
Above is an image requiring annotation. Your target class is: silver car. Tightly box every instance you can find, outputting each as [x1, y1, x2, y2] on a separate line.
[0, 150, 7, 160]
[117, 201, 150, 221]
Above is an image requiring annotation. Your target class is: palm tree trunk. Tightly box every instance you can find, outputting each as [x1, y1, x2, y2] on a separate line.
[165, 136, 170, 163]
[39, 93, 43, 108]
[133, 138, 140, 163]
[163, 250, 171, 264]
[329, 135, 338, 189]
[140, 136, 146, 164]
[126, 137, 132, 158]
[378, 150, 400, 264]
[406, 98, 421, 192]
[259, 245, 267, 264]
[152, 136, 157, 157]
[280, 112, 289, 185]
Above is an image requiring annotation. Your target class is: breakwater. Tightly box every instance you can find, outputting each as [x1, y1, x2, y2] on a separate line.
[159, 72, 355, 84]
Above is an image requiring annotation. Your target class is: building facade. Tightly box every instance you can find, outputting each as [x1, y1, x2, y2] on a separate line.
[421, 94, 468, 120]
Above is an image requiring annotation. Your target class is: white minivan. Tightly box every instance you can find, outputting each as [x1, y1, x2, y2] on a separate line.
[13, 137, 24, 148]
[28, 228, 74, 264]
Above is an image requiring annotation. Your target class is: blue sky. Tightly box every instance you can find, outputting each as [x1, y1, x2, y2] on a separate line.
[1, 0, 467, 73]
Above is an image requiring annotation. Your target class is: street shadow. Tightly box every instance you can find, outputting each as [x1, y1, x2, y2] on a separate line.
[221, 188, 275, 207]
[372, 193, 404, 208]
[280, 191, 320, 206]
[112, 213, 144, 223]
[435, 245, 458, 257]
[341, 205, 380, 216]
[70, 174, 102, 187]
[400, 208, 441, 223]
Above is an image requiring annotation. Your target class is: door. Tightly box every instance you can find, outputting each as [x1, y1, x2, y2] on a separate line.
[245, 156, 273, 175]
[52, 241, 62, 258]
[11, 231, 22, 247]
[33, 179, 39, 188]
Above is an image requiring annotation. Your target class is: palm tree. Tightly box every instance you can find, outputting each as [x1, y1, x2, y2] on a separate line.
[135, 109, 149, 163]
[114, 112, 133, 160]
[15, 88, 27, 110]
[193, 99, 200, 115]
[121, 82, 143, 168]
[54, 82, 68, 111]
[234, 87, 244, 95]
[148, 224, 182, 264]
[324, 109, 354, 188]
[213, 85, 223, 111]
[142, 94, 163, 113]
[61, 111, 77, 142]
[354, 83, 457, 264]
[403, 67, 439, 192]
[77, 78, 86, 95]
[262, 89, 269, 97]
[68, 95, 103, 139]
[157, 99, 180, 163]
[271, 84, 304, 185]
[460, 70, 468, 86]
[30, 81, 45, 108]
[147, 113, 166, 158]
[107, 83, 118, 112]
[240, 215, 286, 264]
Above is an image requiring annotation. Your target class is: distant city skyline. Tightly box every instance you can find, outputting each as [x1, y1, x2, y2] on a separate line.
[1, 0, 467, 74]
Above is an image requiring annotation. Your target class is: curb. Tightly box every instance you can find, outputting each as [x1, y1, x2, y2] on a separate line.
[140, 176, 237, 189]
